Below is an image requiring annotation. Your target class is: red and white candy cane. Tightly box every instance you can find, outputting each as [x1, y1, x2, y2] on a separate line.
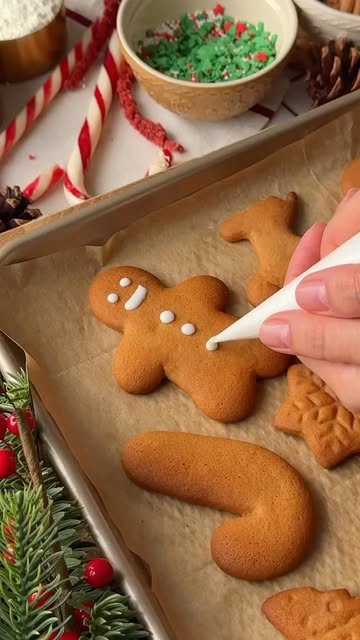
[0, 24, 95, 162]
[64, 30, 122, 205]
[23, 164, 65, 202]
[146, 149, 173, 176]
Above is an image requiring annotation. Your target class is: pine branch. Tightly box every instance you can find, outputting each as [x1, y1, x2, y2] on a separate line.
[0, 368, 149, 640]
[0, 487, 69, 640]
[81, 593, 149, 639]
[0, 368, 31, 412]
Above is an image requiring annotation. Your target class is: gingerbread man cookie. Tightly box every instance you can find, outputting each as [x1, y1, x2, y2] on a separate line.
[122, 431, 315, 581]
[263, 587, 360, 639]
[89, 267, 289, 423]
[220, 192, 301, 306]
[274, 364, 360, 468]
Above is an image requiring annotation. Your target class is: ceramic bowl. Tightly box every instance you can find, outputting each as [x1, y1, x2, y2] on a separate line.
[0, 4, 67, 83]
[117, 0, 298, 121]
[293, 0, 360, 45]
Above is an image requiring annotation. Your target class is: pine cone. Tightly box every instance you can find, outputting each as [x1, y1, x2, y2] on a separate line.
[0, 186, 42, 232]
[306, 37, 360, 107]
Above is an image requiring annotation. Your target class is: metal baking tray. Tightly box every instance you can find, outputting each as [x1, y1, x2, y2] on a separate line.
[0, 89, 359, 266]
[0, 331, 176, 640]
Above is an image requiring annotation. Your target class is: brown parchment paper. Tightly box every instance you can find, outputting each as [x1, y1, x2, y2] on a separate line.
[1, 108, 360, 640]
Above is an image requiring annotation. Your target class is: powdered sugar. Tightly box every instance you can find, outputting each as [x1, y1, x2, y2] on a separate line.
[0, 0, 63, 41]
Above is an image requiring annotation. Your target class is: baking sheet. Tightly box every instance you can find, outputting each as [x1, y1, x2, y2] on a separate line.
[0, 107, 359, 639]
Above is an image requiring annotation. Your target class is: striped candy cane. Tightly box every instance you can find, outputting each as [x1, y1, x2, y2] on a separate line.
[146, 149, 173, 176]
[64, 30, 122, 206]
[0, 24, 96, 162]
[23, 164, 65, 202]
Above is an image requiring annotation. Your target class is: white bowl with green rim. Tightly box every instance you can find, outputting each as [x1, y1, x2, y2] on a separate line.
[117, 0, 298, 121]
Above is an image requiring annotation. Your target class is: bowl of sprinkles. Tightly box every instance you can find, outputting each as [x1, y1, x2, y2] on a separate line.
[117, 0, 298, 120]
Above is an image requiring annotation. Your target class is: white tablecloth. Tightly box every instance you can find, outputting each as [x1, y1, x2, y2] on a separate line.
[1, 2, 310, 214]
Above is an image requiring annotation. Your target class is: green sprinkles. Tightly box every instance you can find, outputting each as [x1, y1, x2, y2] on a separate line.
[137, 4, 277, 83]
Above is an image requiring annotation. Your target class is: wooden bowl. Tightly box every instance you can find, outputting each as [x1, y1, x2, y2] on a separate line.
[0, 5, 67, 83]
[117, 0, 298, 121]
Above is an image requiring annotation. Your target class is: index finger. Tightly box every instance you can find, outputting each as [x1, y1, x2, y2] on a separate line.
[321, 189, 360, 256]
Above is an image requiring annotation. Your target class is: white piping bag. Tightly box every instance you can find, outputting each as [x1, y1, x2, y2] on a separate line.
[207, 231, 360, 347]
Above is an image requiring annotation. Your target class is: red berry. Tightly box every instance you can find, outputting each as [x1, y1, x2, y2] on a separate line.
[28, 584, 54, 608]
[255, 51, 268, 62]
[223, 20, 233, 33]
[236, 22, 247, 37]
[49, 633, 80, 640]
[2, 544, 16, 564]
[73, 602, 93, 631]
[0, 414, 7, 439]
[0, 447, 16, 478]
[84, 557, 114, 588]
[7, 410, 35, 436]
[213, 3, 225, 15]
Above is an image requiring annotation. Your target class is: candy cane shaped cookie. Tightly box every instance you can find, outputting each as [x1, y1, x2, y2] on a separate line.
[64, 30, 121, 206]
[0, 25, 95, 162]
[23, 164, 65, 202]
[122, 431, 315, 581]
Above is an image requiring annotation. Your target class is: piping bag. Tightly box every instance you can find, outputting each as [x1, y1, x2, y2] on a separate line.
[207, 231, 360, 348]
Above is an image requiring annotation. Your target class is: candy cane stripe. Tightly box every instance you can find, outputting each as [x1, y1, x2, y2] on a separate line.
[64, 30, 122, 206]
[0, 21, 97, 162]
[94, 86, 107, 123]
[23, 164, 65, 201]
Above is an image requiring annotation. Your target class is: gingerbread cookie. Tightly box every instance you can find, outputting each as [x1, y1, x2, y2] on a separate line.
[89, 267, 289, 423]
[341, 158, 360, 194]
[220, 192, 301, 306]
[274, 364, 360, 468]
[122, 431, 315, 581]
[263, 587, 360, 639]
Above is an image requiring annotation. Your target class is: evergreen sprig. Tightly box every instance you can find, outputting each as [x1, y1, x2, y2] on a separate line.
[0, 368, 149, 640]
[0, 488, 67, 640]
[82, 594, 149, 639]
[0, 368, 31, 413]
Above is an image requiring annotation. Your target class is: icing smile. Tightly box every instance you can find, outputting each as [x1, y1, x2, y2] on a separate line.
[125, 285, 148, 310]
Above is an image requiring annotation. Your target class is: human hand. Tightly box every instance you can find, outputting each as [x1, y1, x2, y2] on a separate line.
[259, 188, 360, 412]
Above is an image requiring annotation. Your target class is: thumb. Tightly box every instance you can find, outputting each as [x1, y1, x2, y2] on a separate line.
[321, 189, 360, 256]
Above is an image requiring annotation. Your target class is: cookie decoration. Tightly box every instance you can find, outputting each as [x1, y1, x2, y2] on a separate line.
[263, 587, 360, 639]
[220, 192, 300, 306]
[89, 266, 289, 423]
[341, 157, 360, 194]
[274, 364, 360, 468]
[122, 431, 315, 581]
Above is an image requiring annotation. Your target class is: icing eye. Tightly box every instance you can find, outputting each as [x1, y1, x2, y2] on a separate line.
[120, 278, 131, 287]
[107, 293, 119, 304]
[181, 323, 196, 336]
[160, 310, 175, 324]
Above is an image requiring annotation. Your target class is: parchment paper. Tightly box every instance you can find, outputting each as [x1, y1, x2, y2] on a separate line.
[0, 107, 360, 640]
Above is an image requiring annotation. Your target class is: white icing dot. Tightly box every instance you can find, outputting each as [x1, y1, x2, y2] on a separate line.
[160, 310, 175, 324]
[206, 339, 218, 351]
[181, 323, 196, 336]
[107, 293, 119, 304]
[120, 278, 131, 287]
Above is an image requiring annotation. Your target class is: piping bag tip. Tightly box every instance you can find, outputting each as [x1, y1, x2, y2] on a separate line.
[206, 230, 360, 348]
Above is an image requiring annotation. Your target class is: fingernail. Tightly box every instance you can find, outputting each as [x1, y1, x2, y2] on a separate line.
[261, 319, 290, 349]
[296, 279, 329, 311]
